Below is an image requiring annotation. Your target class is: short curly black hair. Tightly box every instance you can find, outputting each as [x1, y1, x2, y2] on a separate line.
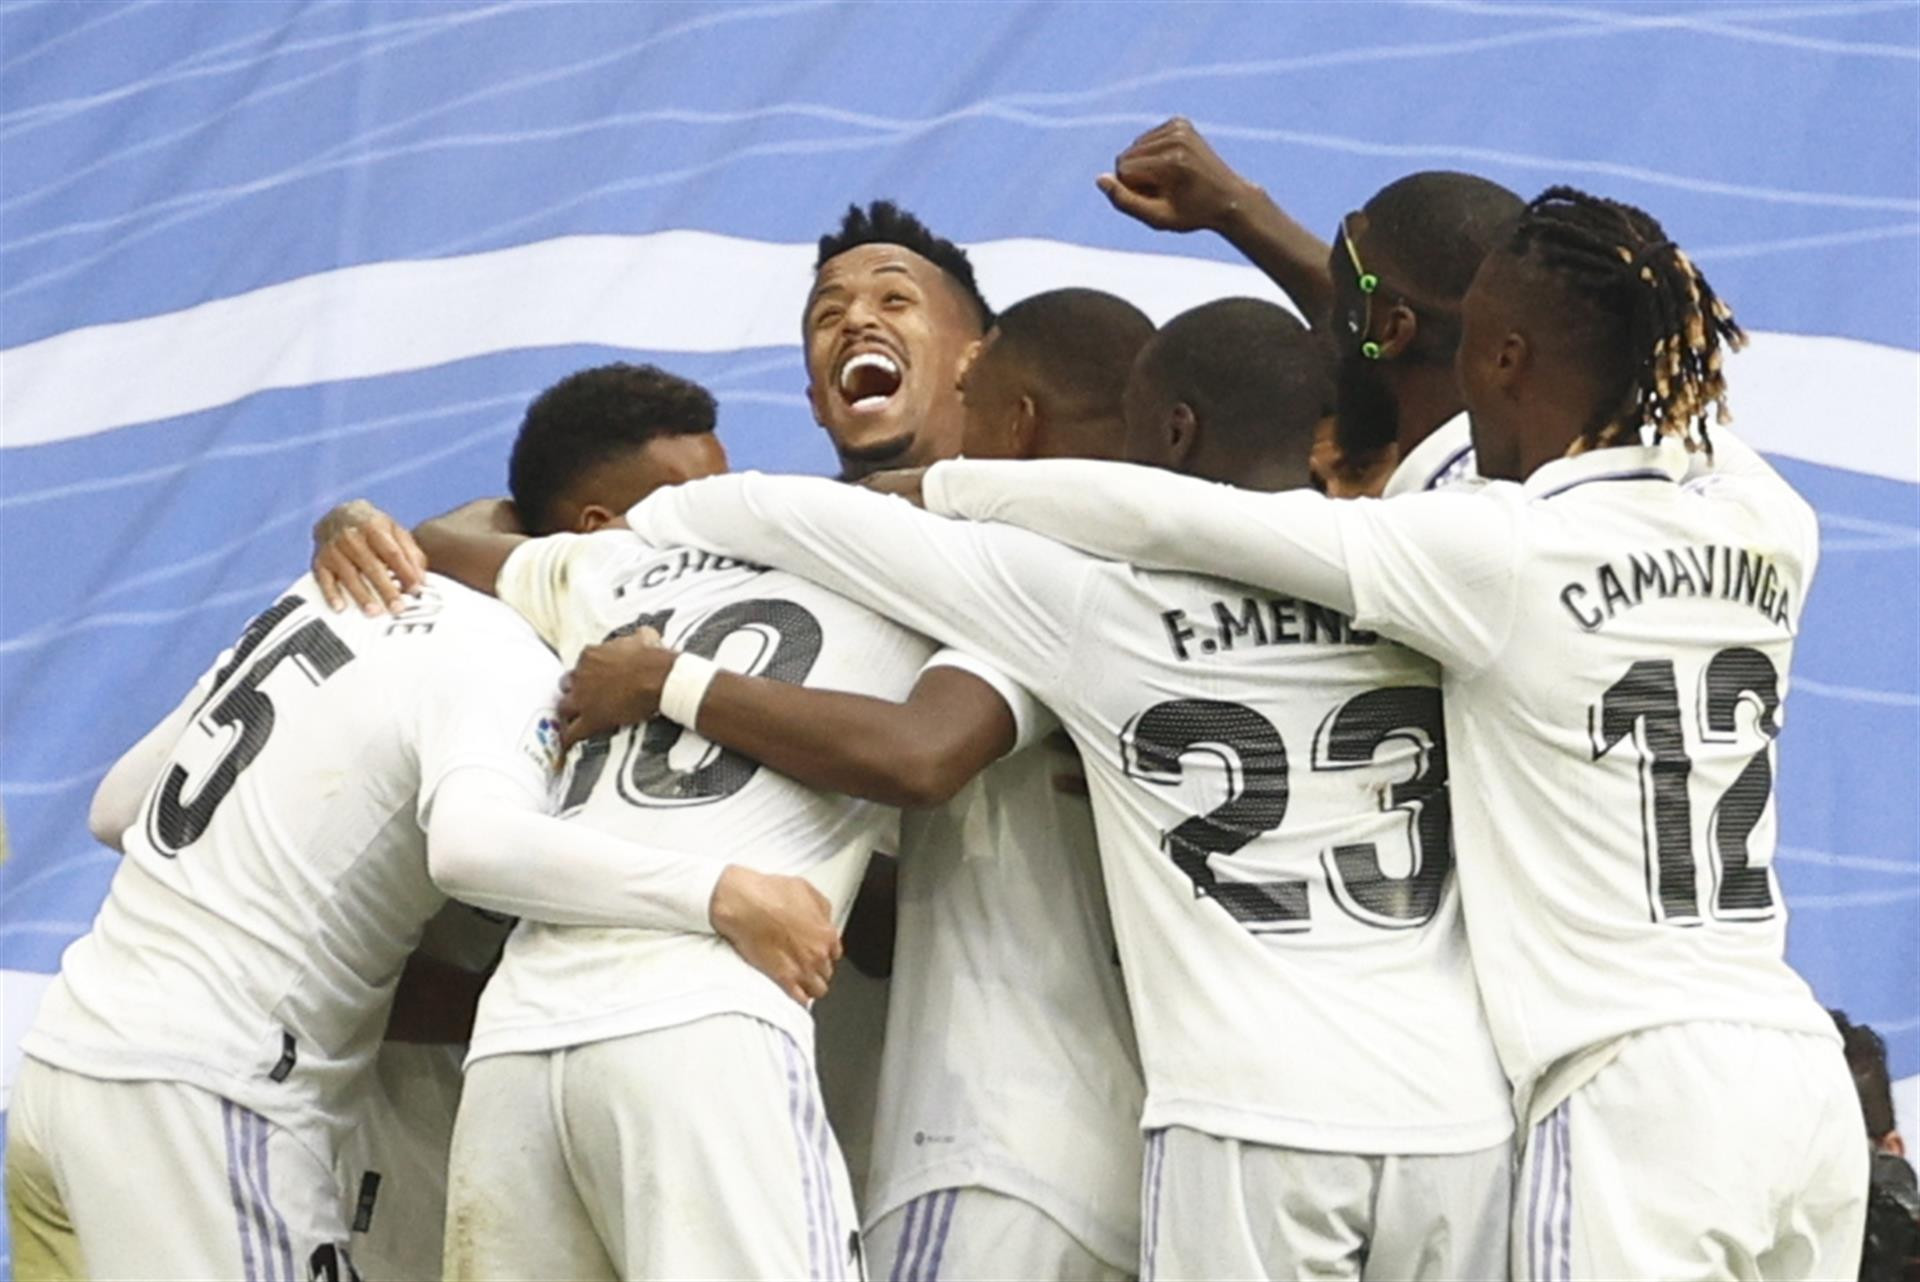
[816, 200, 993, 328]
[508, 362, 716, 536]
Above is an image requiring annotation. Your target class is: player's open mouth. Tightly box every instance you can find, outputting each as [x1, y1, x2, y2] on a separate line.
[837, 350, 903, 414]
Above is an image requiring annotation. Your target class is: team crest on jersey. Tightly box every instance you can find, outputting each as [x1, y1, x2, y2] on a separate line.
[521, 712, 565, 775]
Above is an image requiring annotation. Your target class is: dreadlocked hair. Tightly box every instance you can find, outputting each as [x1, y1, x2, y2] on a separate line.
[1509, 185, 1744, 454]
[816, 200, 994, 328]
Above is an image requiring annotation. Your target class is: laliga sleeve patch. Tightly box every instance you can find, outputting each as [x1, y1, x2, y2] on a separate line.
[519, 711, 564, 775]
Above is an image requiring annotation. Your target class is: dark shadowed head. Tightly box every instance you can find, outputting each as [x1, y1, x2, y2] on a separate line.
[508, 363, 728, 535]
[805, 201, 992, 477]
[1456, 186, 1744, 482]
[1122, 297, 1333, 491]
[957, 287, 1154, 462]
[1329, 171, 1523, 461]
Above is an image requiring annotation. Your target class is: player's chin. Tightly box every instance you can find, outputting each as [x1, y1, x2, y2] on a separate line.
[829, 407, 919, 468]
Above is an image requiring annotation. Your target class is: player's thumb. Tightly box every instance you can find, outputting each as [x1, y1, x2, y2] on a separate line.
[1096, 173, 1160, 222]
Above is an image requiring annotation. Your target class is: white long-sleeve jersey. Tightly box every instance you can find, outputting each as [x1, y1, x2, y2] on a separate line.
[27, 576, 568, 1151]
[919, 434, 1838, 1118]
[629, 475, 1514, 1157]
[467, 531, 934, 1063]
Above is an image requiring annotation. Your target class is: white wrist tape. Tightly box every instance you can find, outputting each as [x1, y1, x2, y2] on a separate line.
[659, 652, 720, 729]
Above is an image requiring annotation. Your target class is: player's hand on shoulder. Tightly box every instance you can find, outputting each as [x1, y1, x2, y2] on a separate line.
[708, 865, 843, 1005]
[557, 627, 676, 751]
[311, 498, 427, 616]
[1097, 116, 1259, 235]
[856, 466, 930, 507]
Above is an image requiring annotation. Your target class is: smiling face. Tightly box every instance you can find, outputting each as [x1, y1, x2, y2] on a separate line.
[804, 244, 984, 475]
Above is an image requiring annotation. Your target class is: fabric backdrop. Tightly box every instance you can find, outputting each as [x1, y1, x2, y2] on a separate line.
[2, 4, 1915, 1272]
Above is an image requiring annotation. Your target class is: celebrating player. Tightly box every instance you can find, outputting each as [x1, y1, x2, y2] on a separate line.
[315, 361, 950, 1280]
[899, 188, 1868, 1280]
[808, 200, 993, 479]
[621, 299, 1516, 1280]
[1099, 118, 1521, 498]
[558, 286, 1156, 1282]
[5, 366, 835, 1281]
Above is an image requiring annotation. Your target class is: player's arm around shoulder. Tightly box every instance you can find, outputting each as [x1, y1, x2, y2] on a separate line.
[558, 628, 1018, 809]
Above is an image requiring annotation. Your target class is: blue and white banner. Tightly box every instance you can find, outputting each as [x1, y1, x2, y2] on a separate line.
[2, 5, 1915, 1269]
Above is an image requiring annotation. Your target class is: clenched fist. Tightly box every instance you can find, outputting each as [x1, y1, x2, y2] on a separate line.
[1097, 117, 1261, 236]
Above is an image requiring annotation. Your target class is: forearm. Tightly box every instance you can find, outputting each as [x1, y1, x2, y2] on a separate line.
[1217, 188, 1335, 325]
[923, 459, 1357, 613]
[691, 671, 994, 809]
[631, 474, 1052, 687]
[413, 498, 526, 597]
[89, 684, 206, 850]
[426, 771, 720, 932]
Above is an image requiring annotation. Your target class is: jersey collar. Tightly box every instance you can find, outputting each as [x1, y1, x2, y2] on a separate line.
[1383, 411, 1476, 498]
[1523, 437, 1688, 500]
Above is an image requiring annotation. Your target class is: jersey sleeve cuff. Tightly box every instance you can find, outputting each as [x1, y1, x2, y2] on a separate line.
[919, 648, 1050, 754]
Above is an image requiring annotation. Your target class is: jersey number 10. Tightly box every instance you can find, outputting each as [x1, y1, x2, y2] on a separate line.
[561, 598, 824, 812]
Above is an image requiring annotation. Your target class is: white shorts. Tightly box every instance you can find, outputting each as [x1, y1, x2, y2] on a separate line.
[335, 1042, 467, 1282]
[1516, 1021, 1867, 1282]
[1140, 1126, 1510, 1281]
[445, 1013, 863, 1281]
[5, 1057, 356, 1282]
[866, 1187, 1130, 1282]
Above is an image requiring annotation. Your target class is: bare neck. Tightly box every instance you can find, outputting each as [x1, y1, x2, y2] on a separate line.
[1391, 359, 1467, 458]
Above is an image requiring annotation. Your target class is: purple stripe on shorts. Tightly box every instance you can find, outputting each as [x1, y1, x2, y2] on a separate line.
[807, 1072, 844, 1281]
[221, 1100, 261, 1282]
[1556, 1106, 1573, 1282]
[1145, 1130, 1167, 1281]
[250, 1105, 297, 1282]
[922, 1189, 959, 1281]
[777, 1035, 824, 1281]
[890, 1198, 921, 1282]
[910, 1193, 945, 1282]
[238, 1107, 280, 1282]
[1526, 1113, 1550, 1282]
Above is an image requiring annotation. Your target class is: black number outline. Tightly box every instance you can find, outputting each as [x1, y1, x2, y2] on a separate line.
[147, 597, 356, 855]
[1310, 686, 1455, 930]
[1590, 648, 1783, 926]
[1591, 659, 1700, 926]
[1119, 698, 1308, 933]
[616, 598, 824, 808]
[1698, 647, 1781, 921]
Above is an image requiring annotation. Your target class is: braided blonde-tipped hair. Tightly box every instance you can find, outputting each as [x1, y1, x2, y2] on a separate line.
[1513, 186, 1745, 455]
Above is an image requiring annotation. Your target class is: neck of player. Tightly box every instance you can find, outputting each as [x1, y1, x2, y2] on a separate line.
[1391, 359, 1466, 460]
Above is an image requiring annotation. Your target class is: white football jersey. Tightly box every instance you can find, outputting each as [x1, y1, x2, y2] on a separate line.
[26, 575, 562, 1151]
[1382, 412, 1479, 498]
[629, 476, 1514, 1157]
[467, 532, 934, 1062]
[918, 432, 1837, 1117]
[871, 653, 1144, 1269]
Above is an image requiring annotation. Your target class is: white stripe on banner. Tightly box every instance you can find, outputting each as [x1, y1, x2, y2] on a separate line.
[7, 231, 1913, 485]
[1, 968, 54, 1112]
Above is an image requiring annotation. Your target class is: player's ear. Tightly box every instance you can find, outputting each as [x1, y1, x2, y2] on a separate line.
[1377, 302, 1419, 361]
[1009, 394, 1040, 459]
[1166, 402, 1199, 469]
[1492, 328, 1529, 394]
[576, 504, 619, 532]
